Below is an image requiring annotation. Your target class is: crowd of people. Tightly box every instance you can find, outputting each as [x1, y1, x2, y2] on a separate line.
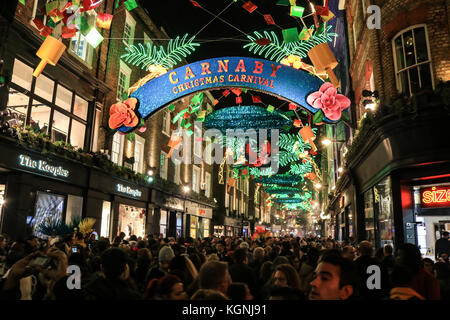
[0, 231, 449, 300]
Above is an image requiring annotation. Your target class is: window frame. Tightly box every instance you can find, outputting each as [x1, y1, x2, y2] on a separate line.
[391, 24, 435, 96]
[160, 151, 168, 180]
[111, 132, 125, 166]
[123, 11, 136, 46]
[205, 172, 211, 198]
[118, 60, 132, 101]
[8, 59, 89, 149]
[192, 165, 201, 193]
[133, 135, 145, 174]
[162, 109, 171, 137]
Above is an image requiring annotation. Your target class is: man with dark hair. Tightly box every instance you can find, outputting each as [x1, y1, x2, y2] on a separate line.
[435, 231, 450, 260]
[83, 248, 141, 300]
[309, 250, 359, 300]
[341, 246, 356, 261]
[198, 260, 231, 296]
[228, 248, 258, 297]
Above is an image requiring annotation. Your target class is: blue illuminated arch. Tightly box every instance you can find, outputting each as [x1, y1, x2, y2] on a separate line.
[118, 56, 331, 133]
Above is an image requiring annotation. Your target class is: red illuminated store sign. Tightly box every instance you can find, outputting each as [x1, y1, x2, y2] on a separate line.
[421, 186, 450, 208]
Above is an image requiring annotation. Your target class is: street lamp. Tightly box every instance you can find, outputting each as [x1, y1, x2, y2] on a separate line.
[183, 185, 190, 193]
[321, 138, 346, 146]
[314, 183, 322, 189]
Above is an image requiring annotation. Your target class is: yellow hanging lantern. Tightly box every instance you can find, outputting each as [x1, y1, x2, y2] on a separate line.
[33, 36, 66, 78]
[307, 43, 340, 88]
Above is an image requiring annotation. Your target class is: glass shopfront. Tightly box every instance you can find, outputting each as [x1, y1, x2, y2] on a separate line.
[33, 191, 65, 239]
[118, 204, 146, 238]
[364, 176, 395, 249]
[160, 209, 168, 237]
[214, 225, 224, 237]
[190, 215, 198, 238]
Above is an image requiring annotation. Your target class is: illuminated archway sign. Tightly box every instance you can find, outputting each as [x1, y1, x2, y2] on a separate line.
[118, 56, 330, 133]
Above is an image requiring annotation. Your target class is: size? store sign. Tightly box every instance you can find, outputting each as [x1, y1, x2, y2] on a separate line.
[421, 186, 450, 208]
[19, 154, 69, 178]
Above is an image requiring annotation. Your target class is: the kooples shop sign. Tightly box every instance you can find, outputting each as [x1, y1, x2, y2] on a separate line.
[19, 154, 69, 178]
[116, 184, 142, 198]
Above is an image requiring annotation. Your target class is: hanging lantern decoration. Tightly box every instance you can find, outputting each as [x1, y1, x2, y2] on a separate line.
[307, 43, 340, 88]
[33, 36, 66, 78]
[299, 126, 317, 152]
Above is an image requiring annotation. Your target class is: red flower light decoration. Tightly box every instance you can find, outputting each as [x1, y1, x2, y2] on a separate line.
[307, 82, 351, 121]
[109, 98, 139, 129]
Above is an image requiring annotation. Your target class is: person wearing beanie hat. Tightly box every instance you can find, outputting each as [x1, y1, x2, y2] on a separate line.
[145, 245, 175, 285]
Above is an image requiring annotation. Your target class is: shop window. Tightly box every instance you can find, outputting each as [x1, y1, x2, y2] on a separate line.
[55, 85, 73, 112]
[30, 102, 51, 134]
[160, 152, 168, 180]
[52, 110, 70, 143]
[190, 215, 198, 238]
[162, 109, 171, 136]
[8, 59, 90, 148]
[205, 137, 212, 165]
[160, 210, 167, 237]
[205, 172, 211, 197]
[118, 204, 146, 238]
[176, 213, 182, 238]
[123, 11, 136, 46]
[33, 191, 65, 239]
[376, 177, 395, 248]
[192, 166, 200, 193]
[100, 201, 111, 238]
[34, 74, 54, 103]
[133, 135, 145, 174]
[74, 95, 89, 121]
[65, 195, 83, 225]
[111, 132, 124, 166]
[364, 189, 376, 243]
[70, 120, 86, 149]
[70, 32, 89, 63]
[203, 219, 210, 238]
[392, 25, 433, 96]
[11, 59, 33, 91]
[7, 90, 29, 129]
[117, 61, 131, 100]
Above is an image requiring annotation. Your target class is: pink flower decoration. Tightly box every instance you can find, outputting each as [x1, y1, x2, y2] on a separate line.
[307, 82, 351, 121]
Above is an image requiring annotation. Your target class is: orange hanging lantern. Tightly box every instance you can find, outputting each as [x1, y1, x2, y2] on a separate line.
[299, 126, 318, 152]
[33, 36, 66, 78]
[307, 43, 340, 88]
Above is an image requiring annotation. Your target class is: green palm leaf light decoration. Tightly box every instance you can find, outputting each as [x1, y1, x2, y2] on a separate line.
[121, 34, 200, 70]
[243, 26, 337, 62]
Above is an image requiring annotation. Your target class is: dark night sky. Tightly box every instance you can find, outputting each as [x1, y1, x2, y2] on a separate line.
[143, 0, 321, 62]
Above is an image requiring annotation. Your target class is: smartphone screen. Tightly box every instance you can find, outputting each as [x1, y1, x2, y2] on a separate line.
[72, 247, 78, 253]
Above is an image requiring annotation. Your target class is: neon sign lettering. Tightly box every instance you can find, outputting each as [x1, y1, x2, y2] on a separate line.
[19, 154, 69, 178]
[420, 186, 450, 208]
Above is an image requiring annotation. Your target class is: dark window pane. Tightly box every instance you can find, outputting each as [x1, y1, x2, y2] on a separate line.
[398, 71, 410, 95]
[394, 36, 405, 70]
[414, 27, 429, 63]
[30, 101, 51, 134]
[403, 31, 415, 67]
[409, 67, 420, 94]
[419, 64, 433, 90]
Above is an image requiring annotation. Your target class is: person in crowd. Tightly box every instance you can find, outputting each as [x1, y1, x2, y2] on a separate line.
[228, 247, 258, 297]
[309, 250, 359, 300]
[268, 285, 304, 300]
[435, 231, 450, 260]
[289, 253, 302, 274]
[433, 261, 450, 300]
[0, 235, 8, 277]
[134, 248, 152, 293]
[215, 240, 227, 261]
[227, 282, 253, 300]
[354, 241, 389, 299]
[341, 246, 356, 261]
[422, 258, 435, 275]
[389, 263, 424, 300]
[198, 260, 231, 297]
[271, 264, 303, 293]
[145, 274, 187, 300]
[298, 246, 319, 294]
[397, 243, 440, 300]
[190, 288, 229, 300]
[83, 247, 141, 300]
[145, 245, 175, 283]
[381, 244, 396, 277]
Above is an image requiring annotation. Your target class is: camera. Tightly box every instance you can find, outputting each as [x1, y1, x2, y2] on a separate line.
[72, 246, 79, 253]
